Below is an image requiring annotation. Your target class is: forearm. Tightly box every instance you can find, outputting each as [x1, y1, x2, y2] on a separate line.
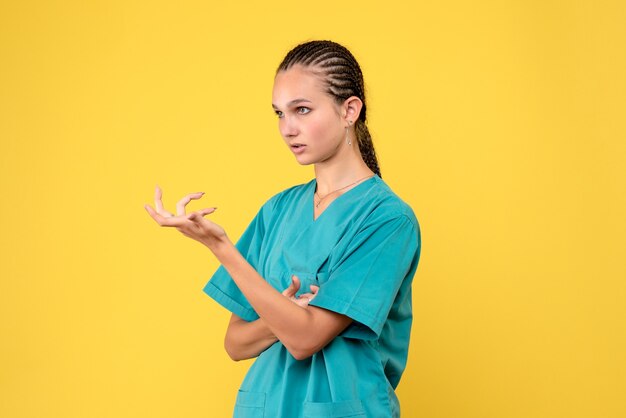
[225, 317, 278, 361]
[209, 238, 316, 357]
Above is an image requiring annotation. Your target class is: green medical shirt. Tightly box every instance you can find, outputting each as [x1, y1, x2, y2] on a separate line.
[203, 175, 421, 418]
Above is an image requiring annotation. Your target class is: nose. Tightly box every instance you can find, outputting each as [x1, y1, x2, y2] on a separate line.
[279, 116, 299, 139]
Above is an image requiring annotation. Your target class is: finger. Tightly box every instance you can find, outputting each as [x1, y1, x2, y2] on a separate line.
[281, 277, 299, 297]
[154, 185, 165, 213]
[144, 203, 185, 227]
[187, 207, 217, 220]
[299, 293, 316, 301]
[153, 185, 175, 217]
[282, 276, 301, 297]
[291, 275, 301, 293]
[310, 285, 320, 293]
[176, 192, 205, 216]
[281, 284, 296, 297]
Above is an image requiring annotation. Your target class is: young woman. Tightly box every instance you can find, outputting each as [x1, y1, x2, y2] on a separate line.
[145, 40, 421, 418]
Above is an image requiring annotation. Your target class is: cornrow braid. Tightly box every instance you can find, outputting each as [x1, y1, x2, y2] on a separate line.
[277, 40, 382, 178]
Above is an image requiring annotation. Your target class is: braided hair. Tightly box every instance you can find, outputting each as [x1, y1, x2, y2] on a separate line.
[276, 40, 382, 178]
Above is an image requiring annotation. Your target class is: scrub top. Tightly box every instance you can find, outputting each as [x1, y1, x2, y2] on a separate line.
[203, 174, 421, 418]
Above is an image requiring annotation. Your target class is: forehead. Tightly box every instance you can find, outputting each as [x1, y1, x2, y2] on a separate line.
[272, 65, 328, 106]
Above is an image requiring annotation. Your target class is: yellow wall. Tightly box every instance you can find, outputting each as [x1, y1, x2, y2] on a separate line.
[1, 1, 624, 417]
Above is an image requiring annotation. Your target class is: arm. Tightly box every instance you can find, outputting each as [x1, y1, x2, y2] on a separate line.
[224, 276, 322, 361]
[144, 190, 352, 360]
[224, 313, 278, 361]
[210, 238, 353, 360]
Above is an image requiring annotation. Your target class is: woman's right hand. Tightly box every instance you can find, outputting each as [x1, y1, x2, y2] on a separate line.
[281, 275, 319, 308]
[144, 185, 227, 250]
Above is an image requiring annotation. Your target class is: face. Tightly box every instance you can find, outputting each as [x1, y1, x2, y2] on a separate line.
[272, 65, 347, 166]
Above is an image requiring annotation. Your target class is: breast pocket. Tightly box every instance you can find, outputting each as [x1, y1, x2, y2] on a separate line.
[303, 399, 366, 418]
[234, 390, 265, 418]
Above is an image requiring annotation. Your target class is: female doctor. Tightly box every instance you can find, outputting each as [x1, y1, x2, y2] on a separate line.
[145, 40, 421, 417]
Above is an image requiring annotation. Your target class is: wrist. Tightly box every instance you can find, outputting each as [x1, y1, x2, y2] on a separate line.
[205, 234, 232, 255]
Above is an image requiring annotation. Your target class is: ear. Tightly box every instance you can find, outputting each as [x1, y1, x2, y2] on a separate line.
[342, 96, 363, 125]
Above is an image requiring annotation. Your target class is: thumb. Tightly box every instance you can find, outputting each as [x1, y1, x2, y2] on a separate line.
[291, 275, 302, 293]
[282, 276, 300, 297]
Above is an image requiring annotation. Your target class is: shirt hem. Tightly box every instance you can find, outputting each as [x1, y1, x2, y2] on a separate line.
[203, 281, 258, 321]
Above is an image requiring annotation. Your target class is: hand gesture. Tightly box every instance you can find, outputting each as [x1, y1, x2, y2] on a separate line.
[281, 275, 319, 308]
[144, 185, 226, 249]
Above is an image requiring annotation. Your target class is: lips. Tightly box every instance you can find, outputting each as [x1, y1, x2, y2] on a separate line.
[290, 143, 306, 154]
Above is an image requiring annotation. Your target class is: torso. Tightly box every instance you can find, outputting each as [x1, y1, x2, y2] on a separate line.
[205, 174, 421, 418]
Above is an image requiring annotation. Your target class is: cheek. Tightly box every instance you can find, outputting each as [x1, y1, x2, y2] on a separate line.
[307, 113, 338, 142]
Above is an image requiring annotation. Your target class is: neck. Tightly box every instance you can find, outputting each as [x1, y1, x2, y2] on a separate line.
[313, 146, 374, 195]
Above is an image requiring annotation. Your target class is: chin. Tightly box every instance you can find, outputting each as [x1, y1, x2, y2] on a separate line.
[293, 155, 316, 166]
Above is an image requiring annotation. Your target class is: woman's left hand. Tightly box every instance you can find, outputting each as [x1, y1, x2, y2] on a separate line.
[282, 275, 320, 308]
[144, 185, 226, 249]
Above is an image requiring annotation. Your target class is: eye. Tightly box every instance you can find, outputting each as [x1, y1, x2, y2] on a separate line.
[274, 110, 284, 118]
[297, 107, 311, 115]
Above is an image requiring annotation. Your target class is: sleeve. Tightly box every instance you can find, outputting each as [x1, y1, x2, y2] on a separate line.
[201, 197, 275, 322]
[307, 214, 420, 340]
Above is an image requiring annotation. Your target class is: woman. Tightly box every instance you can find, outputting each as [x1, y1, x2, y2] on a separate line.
[145, 40, 421, 417]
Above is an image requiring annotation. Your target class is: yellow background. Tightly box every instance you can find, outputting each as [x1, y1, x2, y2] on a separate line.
[1, 1, 625, 417]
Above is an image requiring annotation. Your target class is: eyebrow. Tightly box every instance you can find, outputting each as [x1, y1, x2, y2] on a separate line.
[271, 98, 312, 109]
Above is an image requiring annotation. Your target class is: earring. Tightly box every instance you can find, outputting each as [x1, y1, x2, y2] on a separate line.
[346, 120, 353, 146]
